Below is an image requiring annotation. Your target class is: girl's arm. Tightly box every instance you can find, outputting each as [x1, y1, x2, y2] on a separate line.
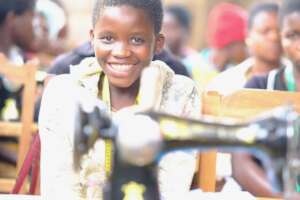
[38, 75, 81, 200]
[158, 78, 201, 199]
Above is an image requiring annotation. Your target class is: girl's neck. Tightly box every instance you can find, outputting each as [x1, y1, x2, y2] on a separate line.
[0, 28, 13, 56]
[109, 80, 140, 111]
[252, 58, 280, 76]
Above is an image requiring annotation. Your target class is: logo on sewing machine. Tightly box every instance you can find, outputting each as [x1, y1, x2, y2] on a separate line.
[122, 181, 145, 200]
[161, 118, 189, 139]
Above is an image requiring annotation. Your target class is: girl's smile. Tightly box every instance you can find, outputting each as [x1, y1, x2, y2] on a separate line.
[107, 63, 137, 78]
[90, 5, 163, 89]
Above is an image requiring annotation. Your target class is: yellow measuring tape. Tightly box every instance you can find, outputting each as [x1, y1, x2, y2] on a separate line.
[101, 74, 140, 177]
[102, 75, 113, 177]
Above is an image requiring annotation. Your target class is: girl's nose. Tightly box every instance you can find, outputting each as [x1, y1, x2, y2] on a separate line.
[269, 30, 280, 42]
[112, 42, 131, 58]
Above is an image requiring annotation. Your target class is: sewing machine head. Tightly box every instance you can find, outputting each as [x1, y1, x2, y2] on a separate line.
[73, 99, 300, 199]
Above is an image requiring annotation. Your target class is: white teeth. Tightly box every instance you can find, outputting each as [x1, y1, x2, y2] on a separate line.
[110, 64, 131, 72]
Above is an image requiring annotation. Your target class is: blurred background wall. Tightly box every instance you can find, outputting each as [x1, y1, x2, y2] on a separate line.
[60, 0, 93, 48]
[60, 0, 282, 50]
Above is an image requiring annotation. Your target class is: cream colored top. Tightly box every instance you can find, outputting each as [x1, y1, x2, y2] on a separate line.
[206, 58, 255, 95]
[39, 57, 201, 200]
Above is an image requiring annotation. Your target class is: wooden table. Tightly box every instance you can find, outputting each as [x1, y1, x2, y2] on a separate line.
[0, 194, 282, 200]
[0, 195, 40, 200]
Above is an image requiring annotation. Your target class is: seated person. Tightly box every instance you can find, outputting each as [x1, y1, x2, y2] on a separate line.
[0, 0, 37, 169]
[232, 0, 300, 198]
[38, 0, 200, 199]
[33, 0, 69, 57]
[207, 2, 282, 95]
[189, 2, 248, 74]
[162, 5, 197, 62]
[35, 42, 190, 121]
[187, 2, 249, 88]
[0, 0, 37, 120]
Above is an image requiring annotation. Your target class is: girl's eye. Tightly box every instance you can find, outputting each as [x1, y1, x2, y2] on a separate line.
[259, 28, 272, 35]
[130, 37, 145, 45]
[285, 31, 300, 40]
[100, 35, 114, 44]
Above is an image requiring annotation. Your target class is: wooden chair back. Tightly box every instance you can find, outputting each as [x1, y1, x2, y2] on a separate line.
[0, 55, 38, 193]
[198, 89, 300, 192]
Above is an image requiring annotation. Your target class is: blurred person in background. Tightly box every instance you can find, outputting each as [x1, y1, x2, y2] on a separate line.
[233, 0, 300, 198]
[0, 0, 37, 175]
[204, 2, 283, 194]
[207, 2, 282, 95]
[187, 2, 248, 88]
[205, 2, 248, 72]
[29, 0, 70, 119]
[0, 0, 37, 120]
[162, 5, 197, 65]
[29, 0, 69, 66]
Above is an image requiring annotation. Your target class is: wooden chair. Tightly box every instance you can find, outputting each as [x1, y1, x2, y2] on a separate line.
[0, 55, 38, 193]
[197, 89, 300, 193]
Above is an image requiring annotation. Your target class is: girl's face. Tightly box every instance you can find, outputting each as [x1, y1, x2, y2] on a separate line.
[281, 12, 300, 70]
[90, 5, 164, 88]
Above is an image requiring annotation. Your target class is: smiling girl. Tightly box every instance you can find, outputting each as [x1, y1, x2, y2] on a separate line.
[38, 0, 201, 199]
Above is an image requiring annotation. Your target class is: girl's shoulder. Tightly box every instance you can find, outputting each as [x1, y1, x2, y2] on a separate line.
[155, 61, 200, 116]
[152, 60, 198, 95]
[44, 68, 99, 104]
[171, 74, 198, 94]
[45, 74, 75, 93]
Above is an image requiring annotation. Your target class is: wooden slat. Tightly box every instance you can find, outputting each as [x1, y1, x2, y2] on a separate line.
[202, 90, 222, 116]
[0, 122, 38, 137]
[197, 90, 221, 192]
[16, 62, 37, 194]
[220, 89, 300, 119]
[17, 62, 37, 172]
[0, 122, 21, 137]
[198, 150, 217, 192]
[0, 178, 15, 193]
[0, 57, 38, 194]
[0, 55, 29, 84]
[0, 178, 30, 194]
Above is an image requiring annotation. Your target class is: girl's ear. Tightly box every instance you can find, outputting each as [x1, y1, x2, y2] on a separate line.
[89, 29, 95, 47]
[154, 33, 165, 54]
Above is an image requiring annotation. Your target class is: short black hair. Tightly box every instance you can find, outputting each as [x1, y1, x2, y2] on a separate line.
[165, 5, 191, 31]
[248, 2, 279, 30]
[92, 0, 163, 34]
[0, 0, 36, 25]
[279, 0, 300, 27]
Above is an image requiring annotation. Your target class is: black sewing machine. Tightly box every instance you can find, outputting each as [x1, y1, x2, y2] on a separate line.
[73, 99, 300, 200]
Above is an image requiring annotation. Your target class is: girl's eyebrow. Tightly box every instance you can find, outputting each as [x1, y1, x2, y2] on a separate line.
[130, 31, 148, 35]
[96, 30, 115, 36]
[130, 27, 155, 35]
